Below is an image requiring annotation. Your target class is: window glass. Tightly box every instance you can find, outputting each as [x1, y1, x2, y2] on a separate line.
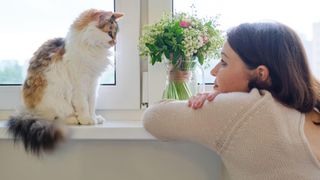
[174, 0, 320, 83]
[0, 0, 115, 85]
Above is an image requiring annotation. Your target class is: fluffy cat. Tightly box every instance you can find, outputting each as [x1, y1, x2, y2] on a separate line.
[7, 9, 123, 155]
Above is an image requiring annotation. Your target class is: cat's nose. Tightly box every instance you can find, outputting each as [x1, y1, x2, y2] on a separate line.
[109, 40, 116, 46]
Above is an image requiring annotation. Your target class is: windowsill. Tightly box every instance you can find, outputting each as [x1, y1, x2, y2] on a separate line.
[0, 120, 155, 140]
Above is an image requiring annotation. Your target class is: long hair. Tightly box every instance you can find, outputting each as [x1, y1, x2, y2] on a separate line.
[227, 22, 320, 113]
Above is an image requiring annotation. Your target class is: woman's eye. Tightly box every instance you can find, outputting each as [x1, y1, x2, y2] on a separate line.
[220, 59, 227, 66]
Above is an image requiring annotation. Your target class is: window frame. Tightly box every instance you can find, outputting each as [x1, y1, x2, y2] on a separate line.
[0, 0, 141, 110]
[145, 0, 172, 105]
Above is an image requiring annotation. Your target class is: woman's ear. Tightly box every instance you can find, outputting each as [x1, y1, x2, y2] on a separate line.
[256, 65, 270, 82]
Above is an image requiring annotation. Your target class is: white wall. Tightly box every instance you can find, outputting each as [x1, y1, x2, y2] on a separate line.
[0, 140, 222, 180]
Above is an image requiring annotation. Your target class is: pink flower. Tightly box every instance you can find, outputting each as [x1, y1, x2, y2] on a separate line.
[202, 36, 209, 44]
[179, 21, 190, 28]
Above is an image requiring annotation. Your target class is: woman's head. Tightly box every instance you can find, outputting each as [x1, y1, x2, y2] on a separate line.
[211, 22, 320, 112]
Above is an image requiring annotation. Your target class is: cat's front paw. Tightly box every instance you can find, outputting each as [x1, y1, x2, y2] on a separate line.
[78, 116, 95, 125]
[65, 115, 79, 125]
[95, 115, 106, 124]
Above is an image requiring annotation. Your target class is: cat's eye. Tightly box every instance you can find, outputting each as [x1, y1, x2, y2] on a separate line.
[108, 31, 113, 38]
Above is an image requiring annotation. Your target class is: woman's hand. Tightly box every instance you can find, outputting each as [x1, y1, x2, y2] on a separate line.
[188, 91, 220, 109]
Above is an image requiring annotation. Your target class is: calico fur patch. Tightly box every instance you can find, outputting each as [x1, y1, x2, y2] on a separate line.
[8, 117, 65, 155]
[72, 9, 111, 31]
[23, 38, 65, 108]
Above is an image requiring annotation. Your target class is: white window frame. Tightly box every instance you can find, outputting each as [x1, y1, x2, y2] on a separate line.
[145, 0, 172, 105]
[0, 0, 141, 110]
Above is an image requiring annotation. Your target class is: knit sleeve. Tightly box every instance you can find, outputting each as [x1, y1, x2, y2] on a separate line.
[142, 89, 263, 153]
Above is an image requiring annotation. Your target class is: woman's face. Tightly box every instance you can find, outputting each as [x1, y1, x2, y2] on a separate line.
[211, 41, 253, 93]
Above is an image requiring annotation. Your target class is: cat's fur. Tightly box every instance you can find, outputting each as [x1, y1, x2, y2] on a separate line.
[7, 9, 123, 155]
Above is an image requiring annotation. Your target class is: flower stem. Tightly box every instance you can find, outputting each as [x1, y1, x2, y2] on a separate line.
[163, 81, 192, 100]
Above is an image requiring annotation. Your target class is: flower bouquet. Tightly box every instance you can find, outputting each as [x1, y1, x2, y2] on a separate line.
[139, 12, 224, 100]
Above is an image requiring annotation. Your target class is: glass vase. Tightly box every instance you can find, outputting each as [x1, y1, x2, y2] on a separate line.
[162, 58, 204, 100]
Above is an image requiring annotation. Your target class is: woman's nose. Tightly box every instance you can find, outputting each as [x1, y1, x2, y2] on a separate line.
[211, 64, 219, 77]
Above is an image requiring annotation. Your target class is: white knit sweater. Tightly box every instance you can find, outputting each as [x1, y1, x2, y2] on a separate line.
[142, 89, 320, 180]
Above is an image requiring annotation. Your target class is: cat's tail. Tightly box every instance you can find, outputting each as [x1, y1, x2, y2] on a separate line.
[7, 114, 66, 155]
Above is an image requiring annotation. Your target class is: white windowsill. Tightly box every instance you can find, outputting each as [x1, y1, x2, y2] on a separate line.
[0, 120, 155, 140]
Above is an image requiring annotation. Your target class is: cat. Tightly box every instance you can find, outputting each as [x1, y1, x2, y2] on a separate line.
[7, 9, 123, 155]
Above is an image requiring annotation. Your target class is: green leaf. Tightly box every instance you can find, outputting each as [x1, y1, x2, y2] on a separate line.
[155, 36, 164, 47]
[205, 21, 212, 27]
[173, 50, 180, 65]
[150, 52, 161, 65]
[146, 43, 156, 52]
[163, 38, 172, 46]
[164, 49, 170, 59]
[176, 34, 183, 43]
[150, 55, 156, 65]
[197, 53, 205, 65]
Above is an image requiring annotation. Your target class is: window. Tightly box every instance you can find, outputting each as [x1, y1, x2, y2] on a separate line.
[0, 0, 140, 110]
[173, 0, 320, 83]
[0, 0, 115, 85]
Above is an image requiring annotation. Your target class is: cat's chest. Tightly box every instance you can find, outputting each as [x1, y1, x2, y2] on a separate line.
[65, 52, 110, 73]
[44, 63, 73, 84]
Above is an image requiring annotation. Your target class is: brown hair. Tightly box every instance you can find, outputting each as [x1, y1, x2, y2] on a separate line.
[227, 22, 320, 113]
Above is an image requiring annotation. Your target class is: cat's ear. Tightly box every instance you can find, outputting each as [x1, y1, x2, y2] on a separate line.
[88, 10, 104, 25]
[111, 13, 124, 21]
[95, 11, 107, 20]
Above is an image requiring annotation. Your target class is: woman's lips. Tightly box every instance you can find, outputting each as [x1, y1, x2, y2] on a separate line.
[213, 82, 218, 89]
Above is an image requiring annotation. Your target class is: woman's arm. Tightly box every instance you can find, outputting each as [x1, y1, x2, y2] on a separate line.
[142, 90, 260, 152]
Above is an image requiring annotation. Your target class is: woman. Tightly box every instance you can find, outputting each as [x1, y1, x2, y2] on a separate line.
[142, 22, 320, 179]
